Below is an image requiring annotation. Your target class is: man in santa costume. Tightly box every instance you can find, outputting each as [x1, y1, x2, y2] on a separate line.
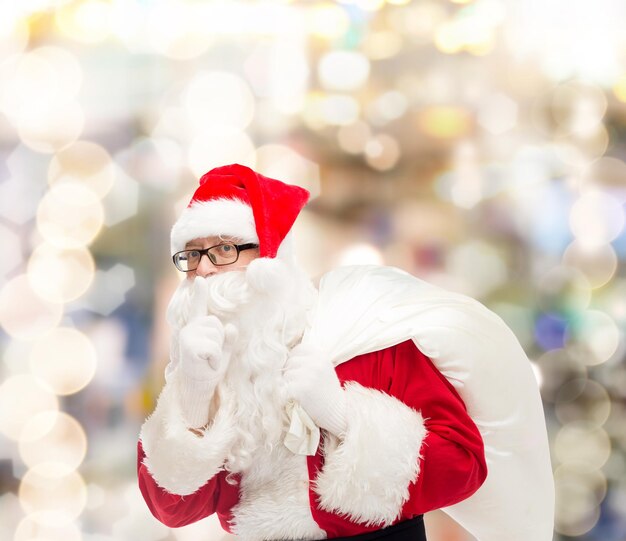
[137, 164, 554, 541]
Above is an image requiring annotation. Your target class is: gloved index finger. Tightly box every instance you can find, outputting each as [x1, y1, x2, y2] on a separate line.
[188, 276, 209, 320]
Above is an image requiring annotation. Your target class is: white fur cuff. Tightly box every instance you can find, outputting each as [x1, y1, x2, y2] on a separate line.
[139, 378, 237, 496]
[313, 383, 426, 527]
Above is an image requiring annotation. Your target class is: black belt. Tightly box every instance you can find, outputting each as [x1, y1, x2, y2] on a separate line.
[328, 516, 426, 541]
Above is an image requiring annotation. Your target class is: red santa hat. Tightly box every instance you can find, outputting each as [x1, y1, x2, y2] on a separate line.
[170, 164, 310, 258]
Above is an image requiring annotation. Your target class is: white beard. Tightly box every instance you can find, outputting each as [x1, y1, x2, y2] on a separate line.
[165, 258, 317, 474]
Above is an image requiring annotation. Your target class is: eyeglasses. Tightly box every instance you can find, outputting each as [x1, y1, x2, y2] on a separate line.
[172, 242, 259, 272]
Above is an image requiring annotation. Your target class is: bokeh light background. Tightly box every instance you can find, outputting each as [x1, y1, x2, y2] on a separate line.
[1, 1, 626, 540]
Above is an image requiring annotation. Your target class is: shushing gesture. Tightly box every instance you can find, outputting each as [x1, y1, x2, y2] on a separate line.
[176, 277, 237, 427]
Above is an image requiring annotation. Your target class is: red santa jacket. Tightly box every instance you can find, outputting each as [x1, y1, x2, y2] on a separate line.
[138, 340, 487, 537]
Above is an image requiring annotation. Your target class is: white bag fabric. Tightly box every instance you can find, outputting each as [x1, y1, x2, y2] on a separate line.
[303, 265, 554, 541]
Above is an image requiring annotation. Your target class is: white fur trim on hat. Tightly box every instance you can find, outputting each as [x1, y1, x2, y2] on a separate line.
[171, 198, 258, 255]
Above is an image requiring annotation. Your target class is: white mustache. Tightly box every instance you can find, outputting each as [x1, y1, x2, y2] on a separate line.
[166, 258, 316, 350]
[205, 270, 252, 317]
[166, 270, 252, 329]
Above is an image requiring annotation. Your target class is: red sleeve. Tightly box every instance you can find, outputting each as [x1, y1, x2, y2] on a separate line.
[137, 441, 239, 529]
[336, 340, 487, 516]
[390, 340, 487, 514]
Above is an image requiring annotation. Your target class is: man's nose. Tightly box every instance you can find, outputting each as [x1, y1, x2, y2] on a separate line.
[195, 253, 218, 277]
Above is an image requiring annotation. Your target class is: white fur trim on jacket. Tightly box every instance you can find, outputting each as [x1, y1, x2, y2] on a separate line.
[170, 198, 258, 255]
[231, 444, 326, 541]
[139, 369, 237, 496]
[313, 382, 426, 527]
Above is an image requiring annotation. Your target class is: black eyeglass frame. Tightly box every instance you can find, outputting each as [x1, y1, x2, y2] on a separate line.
[172, 243, 259, 272]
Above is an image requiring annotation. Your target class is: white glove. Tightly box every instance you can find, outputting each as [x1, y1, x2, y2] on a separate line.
[284, 343, 347, 437]
[176, 277, 237, 428]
